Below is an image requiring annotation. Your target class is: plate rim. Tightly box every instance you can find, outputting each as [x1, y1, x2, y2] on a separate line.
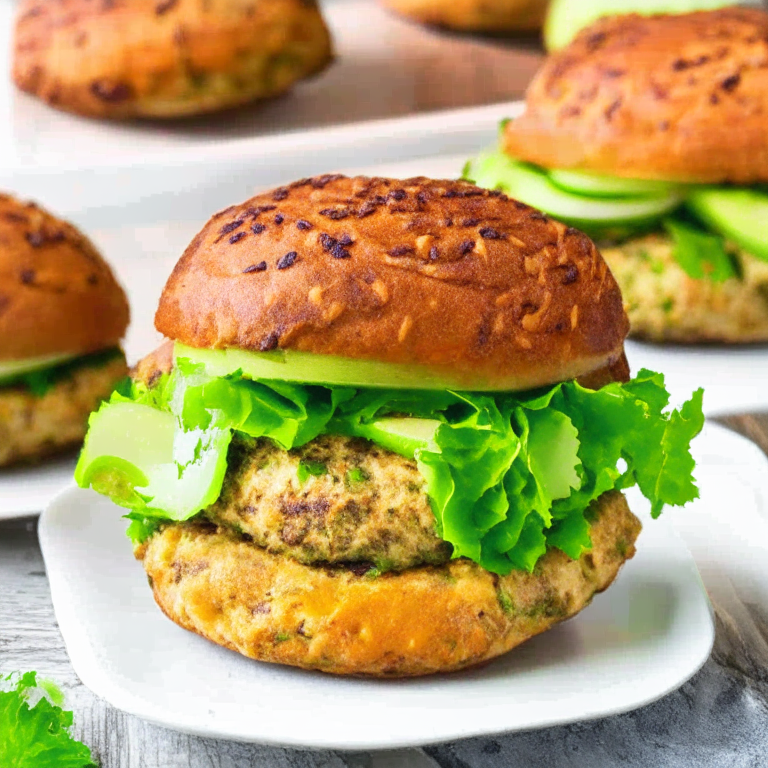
[0, 464, 77, 520]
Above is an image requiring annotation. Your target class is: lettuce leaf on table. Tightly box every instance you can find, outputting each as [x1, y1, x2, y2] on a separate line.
[76, 357, 704, 575]
[0, 672, 96, 768]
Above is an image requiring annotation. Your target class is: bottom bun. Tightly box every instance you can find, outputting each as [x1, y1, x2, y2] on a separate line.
[0, 353, 127, 467]
[139, 490, 641, 677]
[603, 233, 768, 344]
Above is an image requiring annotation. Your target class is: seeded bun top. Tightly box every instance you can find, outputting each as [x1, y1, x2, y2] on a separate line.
[156, 175, 628, 392]
[0, 193, 130, 361]
[503, 8, 768, 183]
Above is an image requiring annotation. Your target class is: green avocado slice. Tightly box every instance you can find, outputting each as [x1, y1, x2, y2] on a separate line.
[76, 401, 231, 520]
[0, 353, 78, 384]
[176, 344, 485, 392]
[549, 169, 682, 199]
[345, 417, 441, 459]
[464, 151, 684, 240]
[686, 187, 768, 262]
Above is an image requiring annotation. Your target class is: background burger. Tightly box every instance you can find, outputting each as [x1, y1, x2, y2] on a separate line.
[0, 193, 129, 467]
[465, 8, 768, 344]
[76, 175, 703, 677]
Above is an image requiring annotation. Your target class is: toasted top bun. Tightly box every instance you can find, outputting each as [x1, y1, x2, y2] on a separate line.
[12, 0, 332, 119]
[503, 8, 768, 183]
[0, 194, 130, 361]
[156, 175, 628, 392]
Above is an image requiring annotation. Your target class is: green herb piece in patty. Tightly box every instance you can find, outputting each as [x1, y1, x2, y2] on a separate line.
[297, 460, 327, 484]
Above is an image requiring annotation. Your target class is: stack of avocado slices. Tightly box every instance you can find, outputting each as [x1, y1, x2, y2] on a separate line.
[464, 139, 768, 284]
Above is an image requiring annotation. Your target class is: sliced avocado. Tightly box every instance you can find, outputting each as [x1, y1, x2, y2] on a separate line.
[76, 401, 230, 520]
[465, 151, 683, 240]
[177, 343, 485, 392]
[348, 417, 440, 460]
[687, 187, 768, 262]
[549, 169, 682, 199]
[0, 352, 78, 384]
[544, 0, 740, 51]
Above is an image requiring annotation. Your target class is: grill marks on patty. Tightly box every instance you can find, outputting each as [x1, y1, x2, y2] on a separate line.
[204, 434, 452, 571]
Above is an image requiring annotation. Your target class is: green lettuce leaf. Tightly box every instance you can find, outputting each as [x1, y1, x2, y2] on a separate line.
[0, 672, 96, 768]
[664, 217, 738, 283]
[76, 356, 704, 573]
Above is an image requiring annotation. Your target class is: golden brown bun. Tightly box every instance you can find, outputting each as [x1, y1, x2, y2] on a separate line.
[380, 0, 547, 32]
[13, 0, 333, 119]
[155, 175, 629, 392]
[0, 194, 129, 361]
[503, 8, 768, 183]
[139, 490, 640, 677]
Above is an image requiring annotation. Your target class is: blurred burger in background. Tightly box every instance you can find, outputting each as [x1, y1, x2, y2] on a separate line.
[13, 0, 333, 119]
[466, 8, 768, 343]
[0, 194, 129, 466]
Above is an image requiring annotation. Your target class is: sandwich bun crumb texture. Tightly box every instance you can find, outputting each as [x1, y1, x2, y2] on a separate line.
[0, 193, 129, 361]
[139, 490, 641, 677]
[13, 0, 333, 119]
[504, 8, 768, 183]
[156, 175, 629, 392]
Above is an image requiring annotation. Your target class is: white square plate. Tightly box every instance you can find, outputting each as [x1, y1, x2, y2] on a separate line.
[39, 422, 732, 749]
[0, 0, 540, 172]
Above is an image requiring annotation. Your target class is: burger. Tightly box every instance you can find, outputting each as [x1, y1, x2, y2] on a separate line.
[0, 193, 129, 467]
[13, 0, 333, 120]
[75, 175, 703, 677]
[464, 8, 768, 343]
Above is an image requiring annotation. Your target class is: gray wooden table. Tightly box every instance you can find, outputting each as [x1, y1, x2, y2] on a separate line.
[3, 414, 768, 767]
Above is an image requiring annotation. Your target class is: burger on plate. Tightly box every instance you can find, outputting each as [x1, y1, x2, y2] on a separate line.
[76, 175, 703, 677]
[0, 193, 129, 467]
[465, 8, 768, 343]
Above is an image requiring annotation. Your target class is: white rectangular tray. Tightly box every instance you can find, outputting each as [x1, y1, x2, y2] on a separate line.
[0, 0, 540, 172]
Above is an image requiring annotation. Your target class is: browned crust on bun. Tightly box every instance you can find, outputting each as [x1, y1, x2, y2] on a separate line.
[155, 175, 629, 392]
[0, 194, 129, 361]
[380, 0, 547, 32]
[13, 0, 333, 119]
[503, 8, 768, 183]
[139, 490, 640, 677]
